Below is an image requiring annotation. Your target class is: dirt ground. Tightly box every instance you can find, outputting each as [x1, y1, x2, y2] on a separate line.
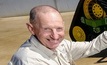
[0, 12, 107, 65]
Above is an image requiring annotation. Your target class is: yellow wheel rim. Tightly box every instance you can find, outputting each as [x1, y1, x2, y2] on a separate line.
[72, 26, 86, 41]
[83, 0, 106, 19]
[83, 0, 92, 19]
[92, 3, 106, 19]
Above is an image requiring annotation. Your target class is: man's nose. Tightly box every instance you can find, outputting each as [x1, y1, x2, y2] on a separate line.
[51, 30, 59, 40]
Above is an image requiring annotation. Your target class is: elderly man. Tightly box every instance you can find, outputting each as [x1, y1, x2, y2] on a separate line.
[8, 5, 107, 65]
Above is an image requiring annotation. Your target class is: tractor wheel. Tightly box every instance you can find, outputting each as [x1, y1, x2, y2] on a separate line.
[72, 26, 86, 41]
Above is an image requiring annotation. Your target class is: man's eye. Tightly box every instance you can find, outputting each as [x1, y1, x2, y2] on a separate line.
[57, 28, 63, 31]
[44, 28, 51, 31]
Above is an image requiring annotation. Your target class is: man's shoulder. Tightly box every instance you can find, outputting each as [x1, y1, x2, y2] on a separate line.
[62, 39, 71, 44]
[58, 39, 71, 49]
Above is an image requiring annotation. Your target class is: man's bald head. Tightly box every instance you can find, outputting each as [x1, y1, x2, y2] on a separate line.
[29, 5, 60, 23]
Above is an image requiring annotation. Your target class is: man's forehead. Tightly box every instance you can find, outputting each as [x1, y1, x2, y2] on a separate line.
[34, 5, 57, 13]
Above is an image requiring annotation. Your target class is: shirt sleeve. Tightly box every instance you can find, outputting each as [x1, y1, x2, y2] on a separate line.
[8, 55, 49, 65]
[8, 62, 13, 65]
[70, 31, 107, 60]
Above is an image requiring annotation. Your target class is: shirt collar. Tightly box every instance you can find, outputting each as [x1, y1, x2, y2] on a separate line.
[30, 35, 55, 57]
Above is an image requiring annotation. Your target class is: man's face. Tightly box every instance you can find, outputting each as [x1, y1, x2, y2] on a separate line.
[33, 12, 65, 50]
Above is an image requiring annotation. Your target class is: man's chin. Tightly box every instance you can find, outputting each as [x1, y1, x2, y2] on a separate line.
[49, 47, 57, 51]
[49, 45, 59, 50]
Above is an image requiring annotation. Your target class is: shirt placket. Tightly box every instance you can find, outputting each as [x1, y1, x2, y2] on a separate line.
[56, 50, 62, 65]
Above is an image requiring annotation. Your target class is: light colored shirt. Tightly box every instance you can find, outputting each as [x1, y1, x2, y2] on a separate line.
[8, 31, 107, 65]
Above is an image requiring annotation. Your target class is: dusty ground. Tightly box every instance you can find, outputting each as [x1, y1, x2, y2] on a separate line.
[0, 12, 107, 65]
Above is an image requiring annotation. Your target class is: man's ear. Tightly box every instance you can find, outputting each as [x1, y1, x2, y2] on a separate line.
[26, 23, 35, 35]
